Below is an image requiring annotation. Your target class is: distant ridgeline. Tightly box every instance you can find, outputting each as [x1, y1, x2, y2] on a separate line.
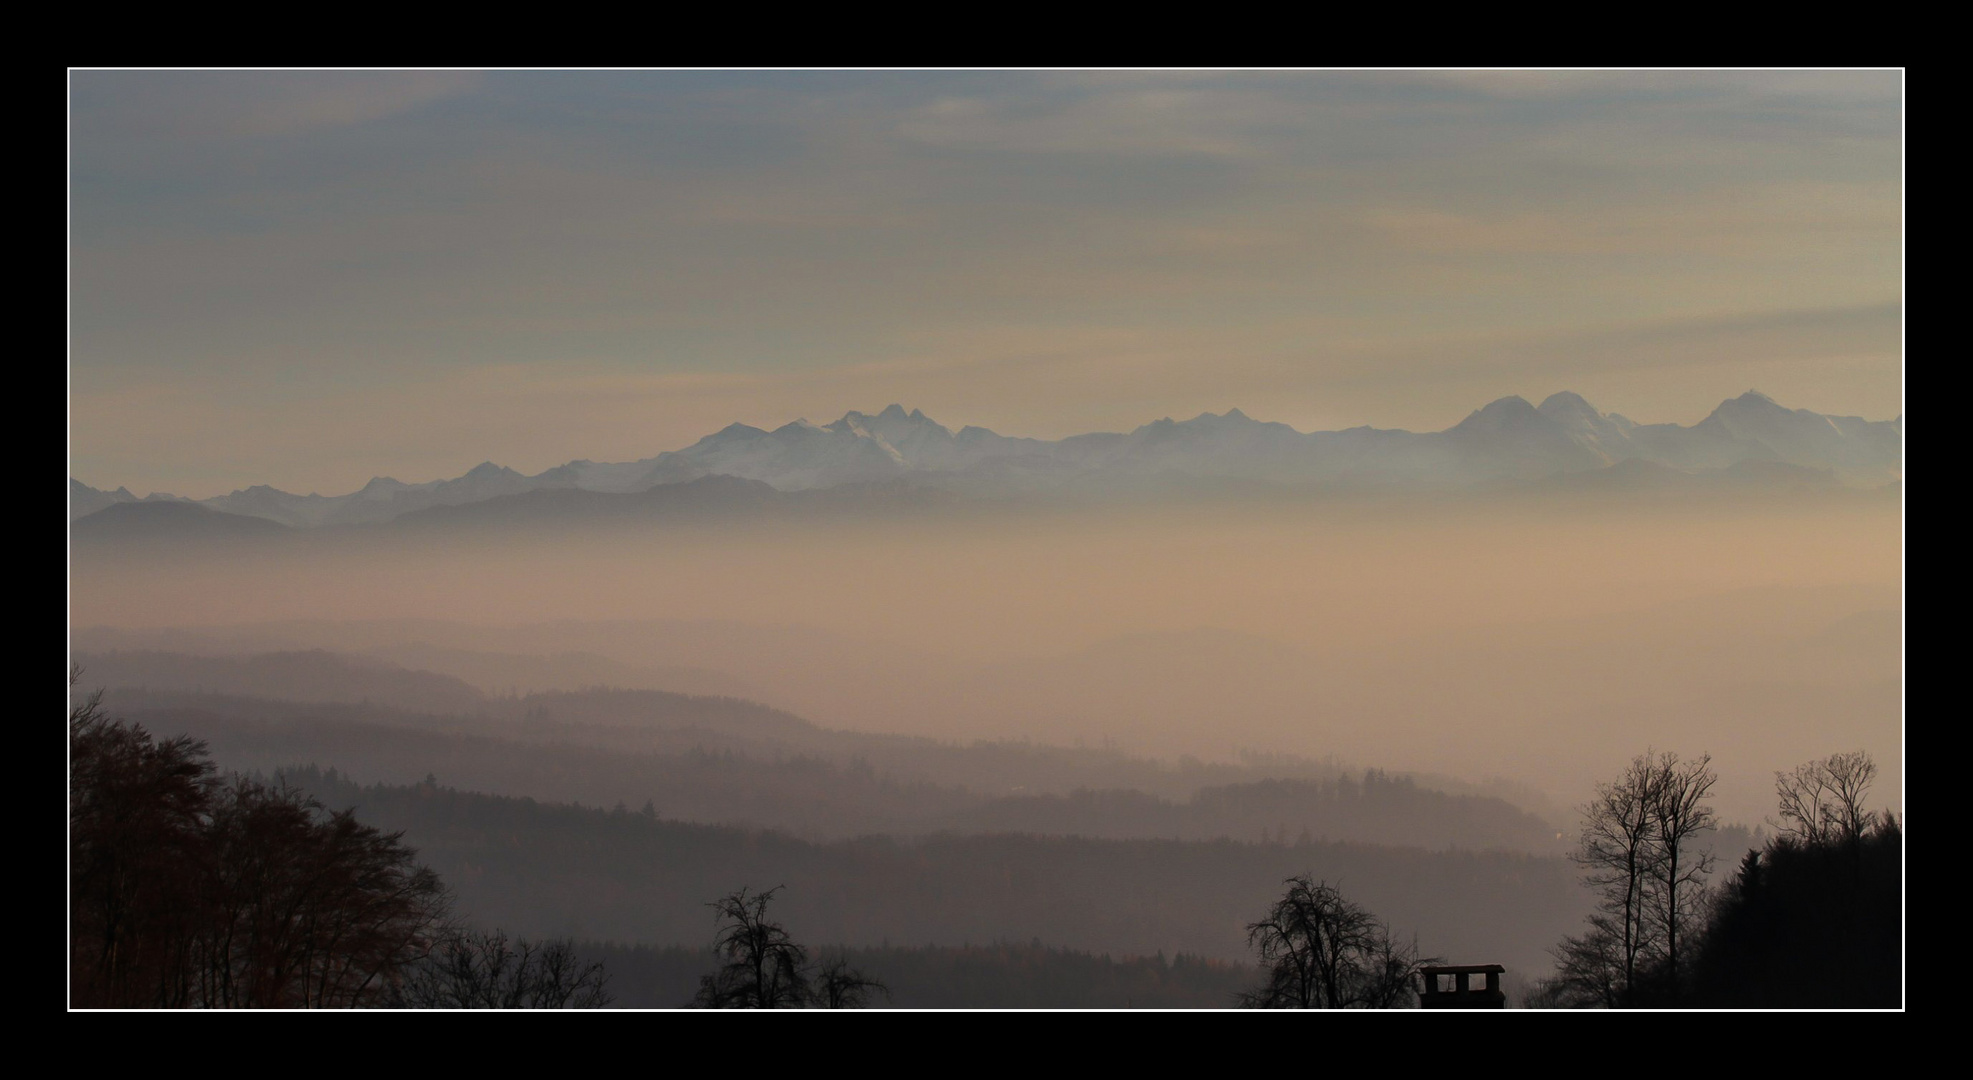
[71, 391, 1902, 533]
[86, 652, 1571, 855]
[271, 766, 1587, 979]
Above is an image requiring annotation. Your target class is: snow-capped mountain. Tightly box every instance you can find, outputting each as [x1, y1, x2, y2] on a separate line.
[70, 391, 1902, 527]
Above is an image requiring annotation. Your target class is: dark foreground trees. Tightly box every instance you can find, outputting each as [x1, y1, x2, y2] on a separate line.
[1687, 753, 1901, 1007]
[72, 685, 611, 1008]
[1240, 875, 1432, 1008]
[71, 688, 447, 1007]
[1773, 750, 1879, 848]
[1536, 750, 1717, 1007]
[693, 886, 887, 1008]
[390, 928, 612, 1008]
[1537, 748, 1901, 1008]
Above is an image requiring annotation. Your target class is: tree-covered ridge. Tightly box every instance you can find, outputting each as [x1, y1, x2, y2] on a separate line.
[71, 687, 619, 1009]
[589, 941, 1255, 1009]
[69, 692, 447, 1007]
[1535, 749, 1902, 1008]
[274, 766, 1584, 974]
[1687, 754, 1901, 1008]
[109, 692, 1567, 853]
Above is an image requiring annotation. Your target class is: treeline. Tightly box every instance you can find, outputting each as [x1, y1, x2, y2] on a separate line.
[70, 693, 446, 1006]
[948, 771, 1564, 853]
[107, 692, 1565, 853]
[275, 766, 1587, 974]
[74, 650, 489, 716]
[1687, 751, 1901, 1007]
[1537, 750, 1901, 1007]
[83, 647, 1551, 810]
[91, 668, 1346, 801]
[587, 940, 1256, 1008]
[70, 692, 613, 1008]
[1685, 820, 1901, 1006]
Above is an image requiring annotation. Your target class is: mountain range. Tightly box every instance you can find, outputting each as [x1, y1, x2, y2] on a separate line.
[71, 391, 1902, 530]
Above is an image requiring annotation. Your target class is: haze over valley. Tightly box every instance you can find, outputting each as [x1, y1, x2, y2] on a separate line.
[72, 388, 1899, 833]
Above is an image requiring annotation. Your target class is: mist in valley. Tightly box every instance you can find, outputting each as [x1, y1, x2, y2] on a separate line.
[73, 488, 1900, 831]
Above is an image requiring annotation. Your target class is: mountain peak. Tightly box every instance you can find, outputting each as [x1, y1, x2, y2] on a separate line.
[1174, 409, 1255, 427]
[1538, 391, 1596, 417]
[1453, 396, 1543, 431]
[90, 389, 1898, 527]
[840, 404, 941, 428]
[1704, 390, 1790, 424]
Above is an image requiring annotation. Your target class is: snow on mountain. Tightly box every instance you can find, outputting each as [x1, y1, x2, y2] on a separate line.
[1537, 391, 1634, 462]
[1690, 391, 1902, 475]
[1445, 395, 1611, 478]
[75, 392, 1902, 529]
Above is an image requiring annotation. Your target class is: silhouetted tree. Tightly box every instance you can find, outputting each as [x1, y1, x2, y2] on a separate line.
[691, 886, 887, 1008]
[693, 886, 811, 1008]
[391, 928, 612, 1008]
[1773, 750, 1878, 848]
[69, 682, 217, 1006]
[813, 950, 891, 1008]
[193, 775, 449, 1007]
[1643, 751, 1717, 1000]
[1542, 749, 1717, 1007]
[1533, 917, 1627, 1008]
[1566, 752, 1664, 1000]
[1689, 752, 1899, 1007]
[1239, 875, 1430, 1008]
[70, 680, 448, 1008]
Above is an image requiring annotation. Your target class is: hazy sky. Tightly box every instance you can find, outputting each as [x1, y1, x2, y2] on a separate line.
[69, 70, 1903, 498]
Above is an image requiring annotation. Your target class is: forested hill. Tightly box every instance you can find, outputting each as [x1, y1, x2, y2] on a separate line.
[945, 772, 1563, 852]
[584, 941, 1258, 1009]
[280, 767, 1589, 978]
[111, 692, 1568, 853]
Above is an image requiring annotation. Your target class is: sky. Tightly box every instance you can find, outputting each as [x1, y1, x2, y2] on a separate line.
[69, 70, 1904, 499]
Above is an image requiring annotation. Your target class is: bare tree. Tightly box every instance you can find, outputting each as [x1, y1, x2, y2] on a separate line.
[1549, 749, 1718, 1006]
[1773, 750, 1878, 848]
[71, 685, 447, 1008]
[193, 776, 449, 1007]
[1538, 914, 1628, 1008]
[1569, 752, 1665, 997]
[1643, 751, 1717, 999]
[391, 928, 612, 1008]
[691, 887, 888, 1008]
[813, 951, 890, 1009]
[1239, 875, 1432, 1008]
[70, 676, 218, 1007]
[694, 886, 811, 1008]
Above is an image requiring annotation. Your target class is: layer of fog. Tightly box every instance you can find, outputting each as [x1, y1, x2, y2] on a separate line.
[70, 490, 1902, 828]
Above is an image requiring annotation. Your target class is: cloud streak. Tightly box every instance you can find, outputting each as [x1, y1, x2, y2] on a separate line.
[69, 70, 1903, 496]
